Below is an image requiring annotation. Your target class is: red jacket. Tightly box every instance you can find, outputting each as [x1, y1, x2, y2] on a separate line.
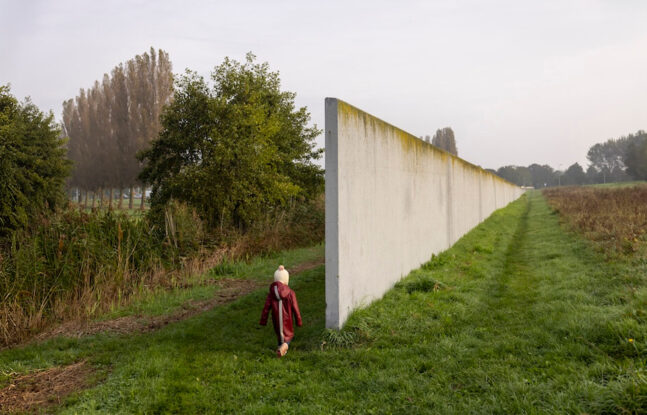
[260, 282, 302, 343]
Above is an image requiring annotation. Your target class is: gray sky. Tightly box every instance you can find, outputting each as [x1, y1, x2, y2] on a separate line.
[2, 0, 647, 170]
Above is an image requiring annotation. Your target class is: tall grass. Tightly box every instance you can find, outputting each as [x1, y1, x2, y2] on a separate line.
[543, 184, 647, 256]
[224, 194, 324, 259]
[0, 196, 324, 347]
[0, 201, 201, 346]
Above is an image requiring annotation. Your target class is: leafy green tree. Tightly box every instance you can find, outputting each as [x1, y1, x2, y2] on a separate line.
[138, 54, 323, 228]
[0, 85, 71, 235]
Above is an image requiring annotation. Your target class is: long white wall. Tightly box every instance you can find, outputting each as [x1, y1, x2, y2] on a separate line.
[325, 98, 525, 329]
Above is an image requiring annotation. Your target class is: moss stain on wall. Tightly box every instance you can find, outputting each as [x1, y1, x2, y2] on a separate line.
[336, 99, 516, 187]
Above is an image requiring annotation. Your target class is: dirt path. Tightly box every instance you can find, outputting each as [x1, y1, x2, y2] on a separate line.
[32, 257, 324, 342]
[0, 361, 93, 414]
[33, 278, 264, 342]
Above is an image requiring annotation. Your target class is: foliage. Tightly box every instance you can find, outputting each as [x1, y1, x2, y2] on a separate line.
[561, 162, 586, 185]
[544, 184, 647, 256]
[430, 127, 458, 156]
[0, 85, 71, 235]
[5, 192, 647, 413]
[496, 165, 534, 186]
[224, 194, 325, 259]
[527, 163, 557, 187]
[0, 194, 324, 346]
[139, 53, 323, 228]
[62, 48, 173, 192]
[625, 132, 647, 180]
[0, 204, 203, 346]
[586, 131, 644, 183]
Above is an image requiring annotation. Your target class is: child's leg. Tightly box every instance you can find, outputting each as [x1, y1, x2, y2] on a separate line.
[277, 342, 289, 357]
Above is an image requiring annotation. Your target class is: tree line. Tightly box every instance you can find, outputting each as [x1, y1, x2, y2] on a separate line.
[62, 47, 173, 210]
[1, 49, 323, 234]
[0, 52, 324, 345]
[491, 130, 647, 187]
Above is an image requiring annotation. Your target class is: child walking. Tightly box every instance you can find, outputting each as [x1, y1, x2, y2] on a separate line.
[259, 265, 302, 357]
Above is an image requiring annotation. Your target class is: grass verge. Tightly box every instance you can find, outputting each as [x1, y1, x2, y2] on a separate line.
[1, 191, 645, 413]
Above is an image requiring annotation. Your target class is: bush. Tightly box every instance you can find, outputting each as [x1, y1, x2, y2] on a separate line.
[0, 85, 71, 236]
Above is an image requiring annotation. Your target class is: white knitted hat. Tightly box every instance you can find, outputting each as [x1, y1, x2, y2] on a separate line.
[274, 265, 289, 285]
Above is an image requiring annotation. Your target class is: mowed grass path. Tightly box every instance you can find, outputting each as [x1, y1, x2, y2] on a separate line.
[2, 191, 645, 413]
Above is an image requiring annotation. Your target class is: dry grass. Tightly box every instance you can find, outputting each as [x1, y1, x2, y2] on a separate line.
[543, 184, 647, 256]
[0, 247, 226, 349]
[0, 195, 324, 349]
[32, 278, 263, 342]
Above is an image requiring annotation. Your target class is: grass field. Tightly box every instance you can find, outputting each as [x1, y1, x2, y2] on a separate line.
[544, 183, 647, 257]
[1, 191, 646, 413]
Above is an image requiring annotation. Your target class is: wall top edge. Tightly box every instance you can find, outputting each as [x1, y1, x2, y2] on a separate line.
[325, 97, 521, 189]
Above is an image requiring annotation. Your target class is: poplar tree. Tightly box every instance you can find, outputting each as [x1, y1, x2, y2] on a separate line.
[63, 48, 173, 209]
[431, 127, 458, 156]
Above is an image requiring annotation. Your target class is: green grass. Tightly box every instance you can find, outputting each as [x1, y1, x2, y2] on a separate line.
[2, 192, 646, 413]
[101, 244, 324, 319]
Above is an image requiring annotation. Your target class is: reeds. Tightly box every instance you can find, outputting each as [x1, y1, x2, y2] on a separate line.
[0, 196, 324, 347]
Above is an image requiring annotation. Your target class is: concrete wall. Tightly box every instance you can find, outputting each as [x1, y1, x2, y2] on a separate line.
[325, 98, 525, 329]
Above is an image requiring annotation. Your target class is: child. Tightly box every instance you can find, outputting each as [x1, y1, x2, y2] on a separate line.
[259, 265, 302, 357]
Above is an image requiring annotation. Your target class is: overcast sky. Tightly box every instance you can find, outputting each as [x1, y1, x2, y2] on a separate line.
[2, 0, 647, 170]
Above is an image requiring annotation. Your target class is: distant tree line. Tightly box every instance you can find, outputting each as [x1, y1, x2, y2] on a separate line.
[491, 130, 647, 188]
[62, 48, 173, 209]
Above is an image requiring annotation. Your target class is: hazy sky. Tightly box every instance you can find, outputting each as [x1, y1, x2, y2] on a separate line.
[2, 0, 647, 170]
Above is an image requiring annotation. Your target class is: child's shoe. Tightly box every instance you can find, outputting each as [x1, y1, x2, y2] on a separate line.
[276, 342, 289, 358]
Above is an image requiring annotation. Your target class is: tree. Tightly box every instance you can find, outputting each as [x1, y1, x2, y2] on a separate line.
[495, 165, 531, 186]
[0, 85, 71, 235]
[138, 53, 323, 229]
[63, 48, 173, 209]
[528, 164, 557, 188]
[562, 163, 586, 186]
[431, 127, 458, 156]
[624, 131, 647, 180]
[586, 165, 599, 184]
[586, 133, 642, 183]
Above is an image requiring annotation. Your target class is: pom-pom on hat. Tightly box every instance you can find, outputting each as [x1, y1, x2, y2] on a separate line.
[274, 265, 289, 285]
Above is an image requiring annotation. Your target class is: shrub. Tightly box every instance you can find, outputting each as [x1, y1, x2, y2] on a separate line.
[0, 85, 71, 236]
